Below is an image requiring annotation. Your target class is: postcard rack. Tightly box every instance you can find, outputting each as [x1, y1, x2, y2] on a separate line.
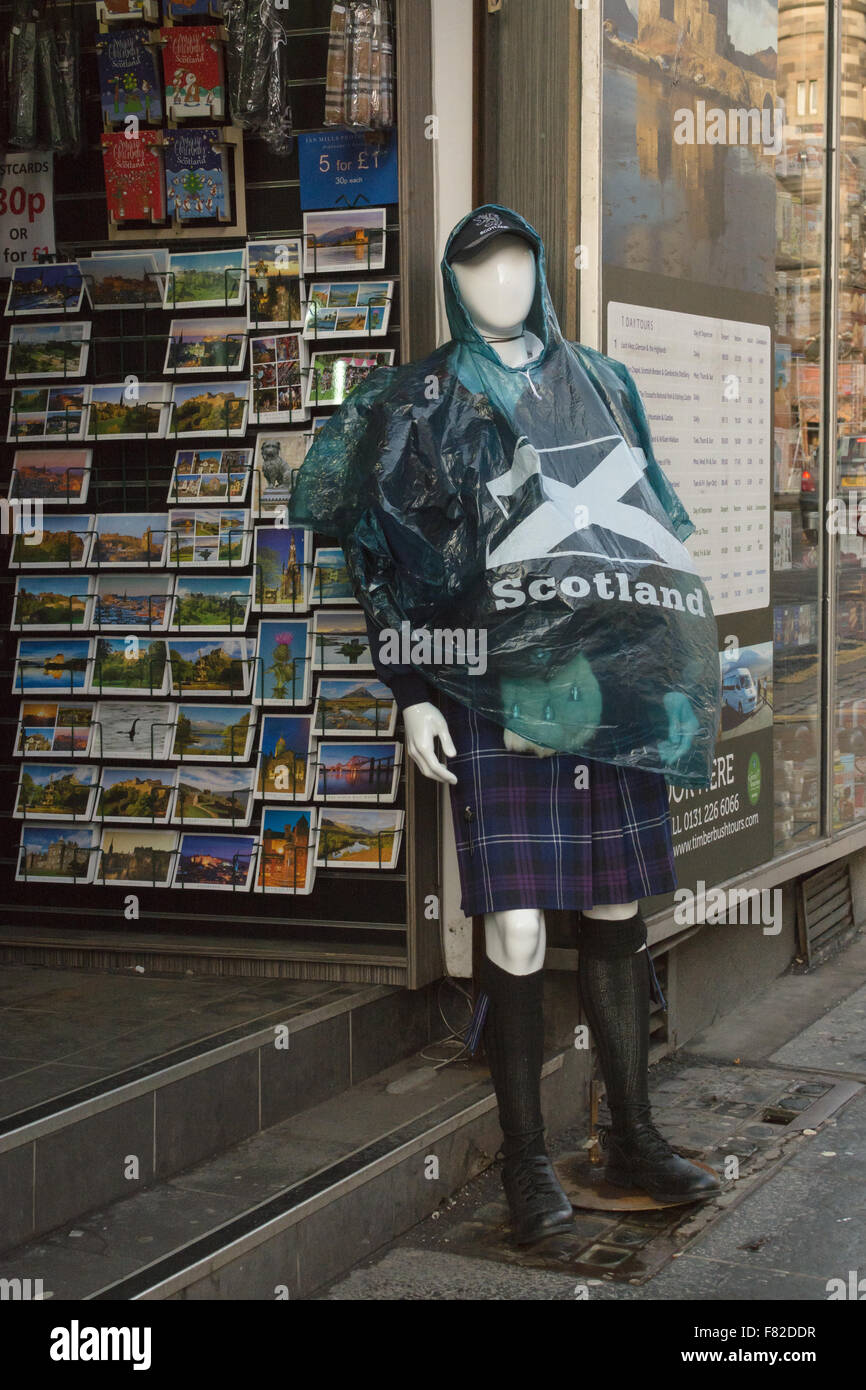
[0, 0, 443, 988]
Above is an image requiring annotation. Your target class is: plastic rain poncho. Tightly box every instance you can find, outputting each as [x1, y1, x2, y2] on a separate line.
[289, 204, 722, 787]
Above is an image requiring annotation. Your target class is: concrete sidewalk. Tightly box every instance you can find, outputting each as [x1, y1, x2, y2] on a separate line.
[319, 933, 866, 1300]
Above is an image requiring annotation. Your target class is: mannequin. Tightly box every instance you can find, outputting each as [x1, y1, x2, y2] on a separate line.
[289, 204, 722, 1246]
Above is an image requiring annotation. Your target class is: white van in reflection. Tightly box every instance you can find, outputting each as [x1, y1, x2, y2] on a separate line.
[721, 666, 758, 715]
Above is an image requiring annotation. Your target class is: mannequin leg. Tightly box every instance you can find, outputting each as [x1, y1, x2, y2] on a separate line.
[480, 909, 573, 1244]
[577, 903, 720, 1203]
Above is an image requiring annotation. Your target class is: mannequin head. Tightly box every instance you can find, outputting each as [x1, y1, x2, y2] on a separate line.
[452, 233, 536, 340]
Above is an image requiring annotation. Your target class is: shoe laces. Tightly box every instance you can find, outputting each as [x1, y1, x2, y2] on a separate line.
[599, 1116, 675, 1162]
[507, 1154, 561, 1201]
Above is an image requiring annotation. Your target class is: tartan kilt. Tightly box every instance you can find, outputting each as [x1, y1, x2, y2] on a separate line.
[440, 692, 678, 917]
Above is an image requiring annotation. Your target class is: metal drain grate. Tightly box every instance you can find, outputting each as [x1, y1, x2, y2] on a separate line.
[796, 859, 855, 966]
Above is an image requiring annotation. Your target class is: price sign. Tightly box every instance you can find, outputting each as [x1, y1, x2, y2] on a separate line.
[298, 130, 398, 211]
[0, 155, 55, 266]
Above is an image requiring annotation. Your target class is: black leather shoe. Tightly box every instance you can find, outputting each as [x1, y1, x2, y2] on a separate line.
[600, 1120, 721, 1205]
[501, 1154, 575, 1245]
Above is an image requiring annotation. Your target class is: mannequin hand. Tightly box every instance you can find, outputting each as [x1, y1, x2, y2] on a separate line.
[402, 702, 458, 785]
[503, 728, 556, 757]
[658, 691, 699, 763]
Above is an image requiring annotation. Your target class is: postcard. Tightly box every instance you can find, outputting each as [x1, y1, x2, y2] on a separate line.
[7, 321, 91, 379]
[251, 431, 307, 518]
[79, 252, 163, 309]
[256, 807, 317, 895]
[168, 636, 252, 697]
[170, 703, 256, 761]
[305, 350, 393, 409]
[171, 764, 255, 828]
[10, 448, 91, 504]
[166, 508, 250, 567]
[94, 573, 173, 630]
[97, 765, 177, 824]
[5, 262, 85, 317]
[14, 638, 92, 695]
[173, 831, 256, 891]
[17, 825, 98, 883]
[302, 280, 393, 339]
[93, 701, 174, 760]
[90, 636, 169, 696]
[164, 248, 246, 311]
[314, 739, 401, 803]
[302, 209, 386, 274]
[16, 701, 95, 757]
[12, 575, 94, 631]
[14, 762, 99, 821]
[87, 383, 171, 440]
[8, 385, 88, 442]
[167, 446, 252, 503]
[246, 239, 304, 328]
[253, 620, 311, 706]
[312, 609, 372, 670]
[312, 678, 396, 737]
[249, 332, 309, 425]
[314, 808, 404, 869]
[255, 713, 314, 800]
[97, 827, 178, 887]
[92, 513, 168, 567]
[169, 381, 250, 438]
[170, 575, 252, 631]
[252, 527, 311, 612]
[311, 546, 355, 605]
[9, 514, 93, 569]
[164, 316, 248, 374]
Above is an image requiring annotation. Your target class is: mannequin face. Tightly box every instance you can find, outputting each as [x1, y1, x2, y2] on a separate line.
[452, 233, 536, 339]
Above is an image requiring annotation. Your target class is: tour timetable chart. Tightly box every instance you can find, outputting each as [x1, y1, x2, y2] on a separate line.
[608, 303, 772, 617]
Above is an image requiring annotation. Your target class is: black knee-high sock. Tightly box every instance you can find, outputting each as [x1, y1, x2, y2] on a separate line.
[577, 911, 651, 1132]
[480, 955, 547, 1163]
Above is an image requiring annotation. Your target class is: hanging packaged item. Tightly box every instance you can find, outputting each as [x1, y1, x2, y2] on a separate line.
[289, 205, 723, 788]
[223, 0, 293, 156]
[324, 0, 394, 131]
[6, 0, 40, 149]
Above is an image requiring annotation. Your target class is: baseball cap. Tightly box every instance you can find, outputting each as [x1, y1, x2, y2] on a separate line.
[448, 207, 536, 263]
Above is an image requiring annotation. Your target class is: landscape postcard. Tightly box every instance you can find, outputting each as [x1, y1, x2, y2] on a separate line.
[169, 381, 250, 438]
[97, 766, 177, 824]
[164, 316, 248, 374]
[97, 827, 178, 887]
[256, 713, 314, 800]
[87, 383, 171, 440]
[12, 575, 94, 631]
[256, 807, 317, 895]
[167, 446, 252, 503]
[246, 239, 304, 328]
[168, 636, 252, 696]
[173, 831, 256, 891]
[7, 385, 88, 443]
[253, 620, 311, 706]
[7, 321, 91, 379]
[94, 573, 173, 630]
[92, 513, 168, 567]
[80, 251, 163, 309]
[302, 209, 386, 274]
[170, 703, 256, 761]
[14, 763, 98, 821]
[312, 678, 396, 737]
[172, 764, 255, 827]
[90, 636, 169, 695]
[10, 515, 93, 569]
[166, 507, 250, 567]
[253, 527, 311, 612]
[312, 609, 372, 670]
[311, 546, 354, 605]
[314, 740, 401, 803]
[10, 448, 92, 504]
[17, 825, 97, 884]
[93, 701, 174, 760]
[16, 701, 95, 757]
[165, 248, 246, 311]
[305, 349, 393, 409]
[5, 263, 85, 316]
[315, 808, 404, 869]
[303, 280, 392, 339]
[14, 639, 92, 695]
[171, 575, 252, 631]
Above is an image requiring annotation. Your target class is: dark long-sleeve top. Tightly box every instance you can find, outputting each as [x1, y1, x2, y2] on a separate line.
[362, 611, 432, 714]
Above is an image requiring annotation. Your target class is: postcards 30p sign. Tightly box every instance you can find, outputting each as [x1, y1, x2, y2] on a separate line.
[0, 155, 55, 266]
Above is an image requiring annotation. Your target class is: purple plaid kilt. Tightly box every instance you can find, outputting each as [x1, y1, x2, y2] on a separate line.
[440, 693, 678, 916]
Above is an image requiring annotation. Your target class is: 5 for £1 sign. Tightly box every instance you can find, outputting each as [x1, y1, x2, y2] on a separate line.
[0, 155, 55, 265]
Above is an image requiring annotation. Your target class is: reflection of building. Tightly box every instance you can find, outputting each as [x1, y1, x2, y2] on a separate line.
[639, 0, 729, 58]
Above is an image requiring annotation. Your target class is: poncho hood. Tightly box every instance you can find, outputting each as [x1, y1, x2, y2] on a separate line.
[289, 203, 722, 786]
